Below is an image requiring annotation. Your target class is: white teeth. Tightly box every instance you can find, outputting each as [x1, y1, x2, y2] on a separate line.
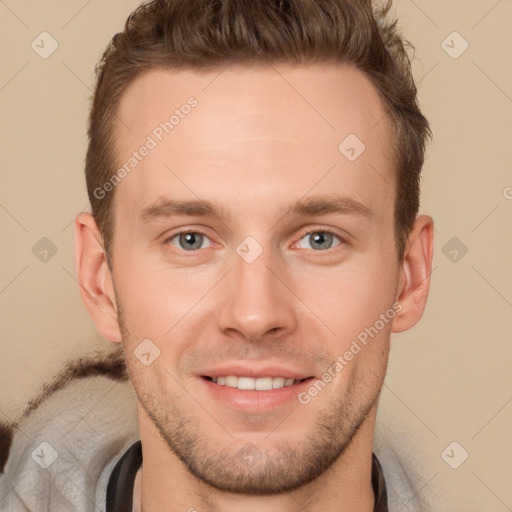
[237, 376, 255, 390]
[209, 376, 299, 390]
[272, 377, 285, 389]
[255, 377, 273, 390]
[224, 375, 238, 387]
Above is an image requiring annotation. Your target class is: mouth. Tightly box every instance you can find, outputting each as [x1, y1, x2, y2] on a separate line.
[196, 364, 317, 412]
[201, 375, 313, 390]
[198, 373, 316, 412]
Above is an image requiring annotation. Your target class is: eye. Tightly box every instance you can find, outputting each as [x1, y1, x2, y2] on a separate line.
[297, 229, 343, 251]
[165, 231, 212, 251]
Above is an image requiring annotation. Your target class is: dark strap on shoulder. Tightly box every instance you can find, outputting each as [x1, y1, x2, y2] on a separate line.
[372, 452, 389, 512]
[106, 440, 142, 512]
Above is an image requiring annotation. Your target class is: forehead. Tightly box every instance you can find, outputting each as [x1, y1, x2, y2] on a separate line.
[112, 63, 395, 223]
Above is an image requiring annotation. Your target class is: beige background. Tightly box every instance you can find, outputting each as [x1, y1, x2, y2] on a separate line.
[1, 0, 511, 510]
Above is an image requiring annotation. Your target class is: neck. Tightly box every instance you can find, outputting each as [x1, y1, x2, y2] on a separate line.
[135, 405, 378, 512]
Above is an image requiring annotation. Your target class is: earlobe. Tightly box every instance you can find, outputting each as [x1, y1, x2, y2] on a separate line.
[391, 215, 434, 334]
[74, 212, 122, 342]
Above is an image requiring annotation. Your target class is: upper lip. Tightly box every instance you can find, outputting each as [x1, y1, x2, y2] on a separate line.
[199, 364, 314, 380]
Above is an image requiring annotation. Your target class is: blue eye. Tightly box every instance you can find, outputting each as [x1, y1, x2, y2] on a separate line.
[166, 231, 212, 251]
[297, 230, 342, 251]
[164, 228, 344, 253]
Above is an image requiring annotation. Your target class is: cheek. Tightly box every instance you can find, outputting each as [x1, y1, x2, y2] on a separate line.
[112, 256, 169, 341]
[113, 250, 216, 347]
[289, 254, 399, 342]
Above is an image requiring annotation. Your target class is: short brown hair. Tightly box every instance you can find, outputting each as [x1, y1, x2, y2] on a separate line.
[85, 0, 431, 265]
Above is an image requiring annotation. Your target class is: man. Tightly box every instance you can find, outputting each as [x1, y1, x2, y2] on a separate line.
[0, 0, 434, 510]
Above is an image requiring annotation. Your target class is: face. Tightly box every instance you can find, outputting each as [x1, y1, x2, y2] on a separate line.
[109, 63, 400, 494]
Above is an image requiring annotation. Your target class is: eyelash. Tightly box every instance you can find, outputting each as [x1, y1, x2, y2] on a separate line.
[163, 227, 346, 253]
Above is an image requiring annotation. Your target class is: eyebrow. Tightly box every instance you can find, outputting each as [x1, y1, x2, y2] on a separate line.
[138, 195, 374, 224]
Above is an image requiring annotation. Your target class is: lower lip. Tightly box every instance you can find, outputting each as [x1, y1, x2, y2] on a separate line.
[199, 377, 315, 412]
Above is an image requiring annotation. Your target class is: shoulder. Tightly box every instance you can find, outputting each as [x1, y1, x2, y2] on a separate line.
[374, 387, 454, 512]
[0, 349, 139, 511]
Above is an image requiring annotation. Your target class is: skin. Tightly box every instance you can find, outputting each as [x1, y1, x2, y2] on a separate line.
[74, 62, 434, 512]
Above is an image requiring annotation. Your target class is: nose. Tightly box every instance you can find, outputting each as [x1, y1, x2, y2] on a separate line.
[216, 245, 298, 342]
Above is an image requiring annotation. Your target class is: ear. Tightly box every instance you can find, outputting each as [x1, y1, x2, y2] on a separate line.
[391, 215, 434, 333]
[74, 212, 122, 342]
